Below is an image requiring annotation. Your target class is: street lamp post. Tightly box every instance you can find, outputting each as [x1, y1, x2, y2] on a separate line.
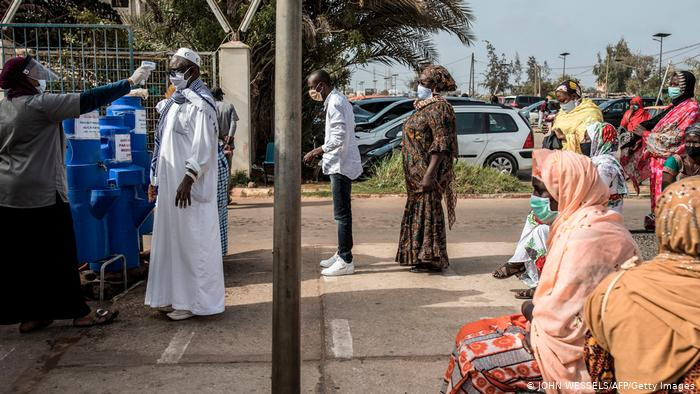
[653, 33, 671, 78]
[559, 52, 570, 80]
[653, 33, 671, 106]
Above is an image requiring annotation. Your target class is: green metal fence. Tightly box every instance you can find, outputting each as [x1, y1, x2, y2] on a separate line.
[0, 23, 134, 93]
[1, 23, 218, 149]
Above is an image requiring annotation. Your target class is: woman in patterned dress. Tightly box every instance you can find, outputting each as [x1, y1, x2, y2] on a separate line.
[396, 65, 458, 273]
[587, 122, 628, 213]
[638, 71, 699, 230]
[584, 177, 700, 393]
[442, 150, 638, 393]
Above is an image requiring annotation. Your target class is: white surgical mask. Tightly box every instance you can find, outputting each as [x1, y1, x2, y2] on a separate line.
[37, 79, 46, 94]
[416, 84, 432, 100]
[169, 72, 187, 90]
[560, 100, 577, 112]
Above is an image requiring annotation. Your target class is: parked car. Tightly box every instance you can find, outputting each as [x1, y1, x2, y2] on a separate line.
[353, 96, 406, 115]
[355, 97, 483, 132]
[503, 95, 545, 109]
[644, 105, 670, 119]
[590, 98, 610, 106]
[600, 97, 657, 127]
[352, 103, 374, 123]
[357, 104, 533, 175]
[519, 100, 560, 125]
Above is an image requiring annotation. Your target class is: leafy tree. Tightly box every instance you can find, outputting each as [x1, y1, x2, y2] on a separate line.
[482, 41, 509, 94]
[593, 38, 634, 94]
[511, 53, 522, 89]
[127, 0, 476, 161]
[0, 0, 119, 23]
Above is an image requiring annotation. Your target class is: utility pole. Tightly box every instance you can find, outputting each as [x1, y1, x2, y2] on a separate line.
[605, 55, 610, 98]
[391, 73, 398, 96]
[272, 0, 301, 390]
[559, 52, 570, 80]
[372, 68, 377, 92]
[468, 53, 475, 96]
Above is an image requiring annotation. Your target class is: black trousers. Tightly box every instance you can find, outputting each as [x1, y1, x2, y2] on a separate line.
[330, 174, 353, 263]
[0, 195, 90, 324]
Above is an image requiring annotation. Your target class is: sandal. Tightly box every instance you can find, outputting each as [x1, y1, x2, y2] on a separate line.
[73, 309, 119, 327]
[19, 320, 54, 334]
[514, 288, 536, 299]
[492, 263, 525, 279]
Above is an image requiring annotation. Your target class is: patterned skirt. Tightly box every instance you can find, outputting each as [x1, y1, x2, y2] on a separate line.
[441, 315, 542, 393]
[217, 145, 229, 257]
[396, 190, 449, 269]
[584, 332, 700, 394]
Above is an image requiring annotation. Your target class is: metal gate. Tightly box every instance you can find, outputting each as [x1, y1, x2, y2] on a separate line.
[0, 23, 134, 92]
[1, 23, 218, 148]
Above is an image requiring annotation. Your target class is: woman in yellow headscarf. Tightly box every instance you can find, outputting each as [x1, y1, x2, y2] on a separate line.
[551, 80, 603, 154]
[584, 177, 700, 392]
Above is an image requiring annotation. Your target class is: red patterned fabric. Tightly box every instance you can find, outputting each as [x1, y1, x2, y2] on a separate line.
[441, 315, 542, 394]
[642, 98, 700, 213]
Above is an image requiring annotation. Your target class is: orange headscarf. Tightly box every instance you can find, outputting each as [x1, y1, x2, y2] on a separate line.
[620, 96, 651, 132]
[529, 150, 639, 391]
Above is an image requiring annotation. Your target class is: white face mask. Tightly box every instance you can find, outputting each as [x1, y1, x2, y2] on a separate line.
[37, 79, 46, 94]
[416, 84, 432, 100]
[169, 72, 187, 90]
[560, 100, 577, 112]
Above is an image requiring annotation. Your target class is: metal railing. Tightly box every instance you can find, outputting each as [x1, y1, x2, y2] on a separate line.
[1, 23, 134, 92]
[1, 24, 219, 149]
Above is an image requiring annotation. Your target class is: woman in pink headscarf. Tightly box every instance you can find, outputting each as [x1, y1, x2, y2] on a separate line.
[440, 150, 638, 393]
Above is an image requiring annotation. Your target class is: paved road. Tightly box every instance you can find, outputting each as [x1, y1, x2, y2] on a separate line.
[0, 197, 649, 393]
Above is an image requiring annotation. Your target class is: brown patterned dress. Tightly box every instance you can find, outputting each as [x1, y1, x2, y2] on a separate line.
[396, 96, 458, 269]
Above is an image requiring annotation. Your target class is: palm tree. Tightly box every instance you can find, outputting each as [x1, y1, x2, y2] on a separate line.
[126, 0, 475, 161]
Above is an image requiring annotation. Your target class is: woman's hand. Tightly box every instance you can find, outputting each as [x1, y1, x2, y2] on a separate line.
[419, 175, 436, 192]
[552, 128, 565, 140]
[521, 300, 534, 321]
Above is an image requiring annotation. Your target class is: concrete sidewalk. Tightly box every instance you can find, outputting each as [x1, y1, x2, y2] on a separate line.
[0, 197, 649, 393]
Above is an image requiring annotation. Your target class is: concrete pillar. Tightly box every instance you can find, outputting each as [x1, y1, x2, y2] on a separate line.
[218, 41, 252, 175]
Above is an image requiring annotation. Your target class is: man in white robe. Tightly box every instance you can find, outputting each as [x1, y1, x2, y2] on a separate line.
[145, 48, 224, 321]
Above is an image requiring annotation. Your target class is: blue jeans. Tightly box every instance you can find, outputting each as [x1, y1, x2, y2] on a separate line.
[330, 174, 353, 263]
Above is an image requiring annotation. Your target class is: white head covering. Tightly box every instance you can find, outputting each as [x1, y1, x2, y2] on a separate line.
[174, 48, 201, 67]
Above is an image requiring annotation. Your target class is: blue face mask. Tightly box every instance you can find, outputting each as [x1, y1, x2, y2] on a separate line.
[668, 86, 682, 100]
[530, 195, 558, 224]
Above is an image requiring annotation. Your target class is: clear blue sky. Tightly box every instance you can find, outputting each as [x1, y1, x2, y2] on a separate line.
[350, 0, 700, 94]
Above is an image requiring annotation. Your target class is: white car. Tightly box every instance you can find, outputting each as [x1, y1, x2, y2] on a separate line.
[356, 104, 533, 175]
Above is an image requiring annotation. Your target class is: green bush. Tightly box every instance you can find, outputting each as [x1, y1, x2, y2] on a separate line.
[230, 170, 250, 187]
[357, 153, 530, 195]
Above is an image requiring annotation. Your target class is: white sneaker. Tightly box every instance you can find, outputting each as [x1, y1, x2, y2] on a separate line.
[320, 252, 339, 268]
[167, 310, 195, 321]
[321, 257, 355, 276]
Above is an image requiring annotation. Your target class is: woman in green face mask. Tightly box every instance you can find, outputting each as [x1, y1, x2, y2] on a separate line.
[638, 70, 699, 231]
[662, 122, 700, 189]
[492, 177, 559, 299]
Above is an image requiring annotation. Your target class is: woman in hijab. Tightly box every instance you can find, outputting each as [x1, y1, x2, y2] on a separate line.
[396, 65, 458, 273]
[584, 177, 700, 391]
[663, 122, 700, 190]
[551, 80, 603, 154]
[0, 56, 152, 332]
[442, 150, 638, 393]
[619, 97, 652, 194]
[638, 70, 699, 230]
[493, 123, 626, 300]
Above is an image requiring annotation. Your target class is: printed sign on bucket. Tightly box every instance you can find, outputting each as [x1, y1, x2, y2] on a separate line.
[134, 109, 147, 134]
[74, 111, 100, 140]
[115, 134, 132, 162]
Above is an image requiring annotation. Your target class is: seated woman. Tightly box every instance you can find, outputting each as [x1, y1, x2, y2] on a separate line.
[588, 122, 628, 213]
[663, 122, 700, 190]
[442, 150, 638, 393]
[493, 127, 627, 299]
[584, 178, 700, 392]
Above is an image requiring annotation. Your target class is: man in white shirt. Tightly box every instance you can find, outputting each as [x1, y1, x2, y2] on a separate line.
[145, 48, 225, 320]
[303, 70, 363, 276]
